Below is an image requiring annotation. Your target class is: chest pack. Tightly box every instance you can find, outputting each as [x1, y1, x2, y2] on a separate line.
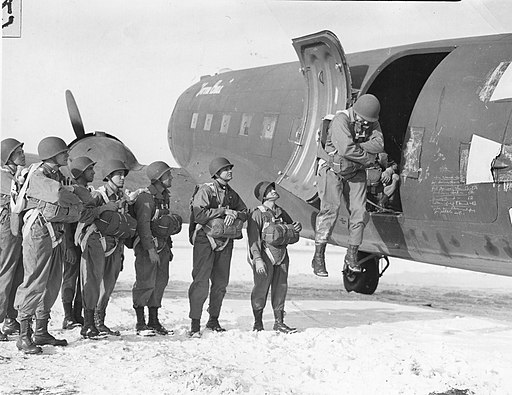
[204, 217, 244, 239]
[93, 186, 137, 239]
[258, 206, 299, 247]
[150, 211, 182, 239]
[190, 182, 242, 240]
[316, 111, 366, 177]
[21, 163, 82, 224]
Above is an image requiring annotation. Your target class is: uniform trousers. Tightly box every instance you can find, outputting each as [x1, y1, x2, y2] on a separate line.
[81, 233, 122, 311]
[251, 253, 289, 312]
[314, 166, 368, 246]
[0, 214, 23, 322]
[188, 230, 233, 320]
[61, 251, 82, 306]
[15, 219, 64, 321]
[132, 242, 170, 308]
[97, 242, 123, 312]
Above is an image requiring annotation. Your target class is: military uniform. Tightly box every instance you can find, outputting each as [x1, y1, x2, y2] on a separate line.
[315, 109, 384, 246]
[0, 165, 24, 339]
[188, 180, 247, 323]
[14, 163, 71, 346]
[60, 220, 83, 327]
[247, 205, 293, 314]
[132, 184, 172, 311]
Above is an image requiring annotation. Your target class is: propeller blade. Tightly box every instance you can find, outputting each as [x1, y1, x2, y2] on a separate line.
[65, 90, 86, 139]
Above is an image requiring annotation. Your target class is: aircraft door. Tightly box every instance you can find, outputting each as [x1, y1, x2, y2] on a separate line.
[277, 30, 352, 202]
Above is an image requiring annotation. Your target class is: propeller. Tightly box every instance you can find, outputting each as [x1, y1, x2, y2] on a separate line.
[65, 89, 86, 139]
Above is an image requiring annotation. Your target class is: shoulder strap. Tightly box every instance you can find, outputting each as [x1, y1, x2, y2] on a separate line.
[96, 186, 110, 205]
[11, 162, 42, 214]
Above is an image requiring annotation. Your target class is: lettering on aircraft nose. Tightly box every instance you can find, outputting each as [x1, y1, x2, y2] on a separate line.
[196, 80, 224, 96]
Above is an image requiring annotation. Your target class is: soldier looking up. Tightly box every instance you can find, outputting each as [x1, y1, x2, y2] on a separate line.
[187, 157, 248, 337]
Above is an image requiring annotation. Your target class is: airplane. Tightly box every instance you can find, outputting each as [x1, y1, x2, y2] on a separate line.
[52, 30, 512, 296]
[165, 30, 512, 294]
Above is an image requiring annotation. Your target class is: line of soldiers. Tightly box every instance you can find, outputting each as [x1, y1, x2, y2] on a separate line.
[1, 136, 301, 355]
[0, 137, 180, 354]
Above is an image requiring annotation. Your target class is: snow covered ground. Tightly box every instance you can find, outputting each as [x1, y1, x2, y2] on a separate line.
[1, 232, 512, 395]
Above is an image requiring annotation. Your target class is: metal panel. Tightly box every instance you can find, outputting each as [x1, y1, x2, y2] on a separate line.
[277, 30, 352, 201]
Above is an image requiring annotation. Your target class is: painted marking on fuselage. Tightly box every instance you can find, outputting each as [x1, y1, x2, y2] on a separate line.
[196, 80, 224, 96]
[479, 61, 511, 102]
[431, 172, 477, 216]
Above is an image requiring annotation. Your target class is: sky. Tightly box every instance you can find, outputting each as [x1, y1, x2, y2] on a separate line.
[2, 0, 512, 166]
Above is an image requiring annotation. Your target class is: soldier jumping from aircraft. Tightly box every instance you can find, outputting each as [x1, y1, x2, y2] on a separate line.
[312, 94, 384, 276]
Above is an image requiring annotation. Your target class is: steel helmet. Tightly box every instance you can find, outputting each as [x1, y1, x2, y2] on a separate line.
[209, 157, 233, 178]
[353, 94, 380, 122]
[254, 181, 275, 202]
[146, 161, 172, 182]
[1, 138, 24, 165]
[38, 136, 68, 160]
[69, 156, 96, 179]
[101, 159, 129, 181]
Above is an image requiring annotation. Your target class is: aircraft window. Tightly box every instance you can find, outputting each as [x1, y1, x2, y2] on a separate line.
[190, 113, 198, 129]
[261, 115, 278, 139]
[239, 113, 253, 136]
[204, 114, 213, 131]
[401, 126, 424, 179]
[220, 114, 230, 134]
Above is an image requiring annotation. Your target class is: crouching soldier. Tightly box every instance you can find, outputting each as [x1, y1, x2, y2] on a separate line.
[248, 182, 301, 333]
[0, 138, 26, 341]
[14, 137, 82, 354]
[188, 157, 247, 336]
[131, 161, 180, 336]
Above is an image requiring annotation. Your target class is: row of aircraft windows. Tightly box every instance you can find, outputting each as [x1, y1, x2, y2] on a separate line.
[190, 112, 279, 139]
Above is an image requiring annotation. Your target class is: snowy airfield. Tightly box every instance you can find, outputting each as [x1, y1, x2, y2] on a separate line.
[1, 232, 512, 395]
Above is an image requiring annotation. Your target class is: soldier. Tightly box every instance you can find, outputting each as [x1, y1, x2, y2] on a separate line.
[14, 136, 82, 354]
[75, 158, 119, 339]
[131, 161, 178, 336]
[188, 157, 248, 336]
[248, 181, 301, 333]
[312, 94, 384, 276]
[60, 157, 100, 330]
[0, 138, 26, 341]
[89, 159, 131, 336]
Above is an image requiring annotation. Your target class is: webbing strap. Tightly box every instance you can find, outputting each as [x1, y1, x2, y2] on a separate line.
[22, 209, 62, 248]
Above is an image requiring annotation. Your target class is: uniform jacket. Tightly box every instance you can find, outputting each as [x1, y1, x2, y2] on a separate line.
[132, 182, 171, 251]
[247, 204, 293, 266]
[326, 108, 384, 176]
[1, 165, 17, 216]
[192, 180, 248, 226]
